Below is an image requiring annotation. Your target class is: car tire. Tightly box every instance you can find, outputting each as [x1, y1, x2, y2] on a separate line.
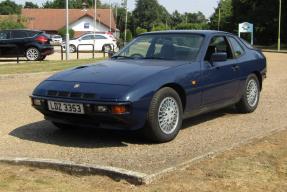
[102, 44, 112, 53]
[26, 47, 40, 61]
[144, 87, 183, 143]
[236, 74, 260, 113]
[69, 45, 76, 53]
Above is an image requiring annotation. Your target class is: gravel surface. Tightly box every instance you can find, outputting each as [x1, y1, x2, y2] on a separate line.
[0, 52, 286, 175]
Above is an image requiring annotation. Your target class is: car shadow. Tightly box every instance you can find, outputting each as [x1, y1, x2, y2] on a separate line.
[0, 59, 27, 62]
[9, 107, 238, 148]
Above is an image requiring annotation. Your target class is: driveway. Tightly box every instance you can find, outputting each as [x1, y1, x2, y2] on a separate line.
[0, 52, 286, 176]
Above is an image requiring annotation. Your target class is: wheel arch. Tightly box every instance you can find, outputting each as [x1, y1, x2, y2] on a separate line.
[160, 83, 186, 112]
[252, 71, 262, 91]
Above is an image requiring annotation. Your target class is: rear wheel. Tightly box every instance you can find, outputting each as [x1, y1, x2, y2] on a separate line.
[144, 87, 183, 143]
[236, 74, 260, 113]
[26, 47, 40, 61]
[102, 44, 112, 53]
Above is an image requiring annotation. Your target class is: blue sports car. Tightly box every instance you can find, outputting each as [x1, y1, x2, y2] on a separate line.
[31, 30, 266, 143]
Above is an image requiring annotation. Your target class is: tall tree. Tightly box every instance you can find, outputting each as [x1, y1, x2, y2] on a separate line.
[0, 0, 22, 15]
[133, 0, 170, 31]
[43, 0, 106, 9]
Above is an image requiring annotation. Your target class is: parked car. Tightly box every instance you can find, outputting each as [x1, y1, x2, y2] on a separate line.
[64, 33, 117, 53]
[50, 34, 63, 45]
[31, 30, 266, 143]
[0, 29, 54, 61]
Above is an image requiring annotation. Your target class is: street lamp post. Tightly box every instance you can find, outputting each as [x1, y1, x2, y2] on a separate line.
[65, 0, 70, 60]
[109, 0, 112, 32]
[94, 0, 97, 51]
[278, 0, 282, 51]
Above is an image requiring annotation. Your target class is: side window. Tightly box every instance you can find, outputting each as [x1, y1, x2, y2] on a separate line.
[204, 36, 233, 61]
[0, 31, 10, 40]
[81, 35, 93, 40]
[228, 37, 245, 58]
[11, 31, 27, 38]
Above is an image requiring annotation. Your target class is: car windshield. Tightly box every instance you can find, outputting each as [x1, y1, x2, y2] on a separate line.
[114, 33, 204, 61]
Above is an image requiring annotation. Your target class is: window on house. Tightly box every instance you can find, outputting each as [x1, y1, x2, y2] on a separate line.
[84, 23, 90, 29]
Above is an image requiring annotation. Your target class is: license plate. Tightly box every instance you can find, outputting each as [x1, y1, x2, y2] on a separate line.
[47, 101, 84, 114]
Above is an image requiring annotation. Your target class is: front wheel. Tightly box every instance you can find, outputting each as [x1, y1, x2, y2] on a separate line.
[236, 74, 260, 113]
[144, 87, 183, 143]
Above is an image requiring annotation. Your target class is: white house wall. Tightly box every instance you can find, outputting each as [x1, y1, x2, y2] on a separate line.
[70, 16, 110, 32]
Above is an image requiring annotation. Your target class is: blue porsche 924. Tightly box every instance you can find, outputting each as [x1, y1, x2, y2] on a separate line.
[31, 30, 267, 143]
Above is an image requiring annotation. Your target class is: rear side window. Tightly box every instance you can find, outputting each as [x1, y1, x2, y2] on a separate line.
[228, 37, 245, 58]
[0, 31, 10, 40]
[11, 31, 28, 38]
[26, 31, 40, 37]
[96, 35, 107, 39]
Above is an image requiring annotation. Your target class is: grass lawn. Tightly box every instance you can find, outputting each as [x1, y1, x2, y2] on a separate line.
[0, 58, 104, 75]
[0, 130, 286, 192]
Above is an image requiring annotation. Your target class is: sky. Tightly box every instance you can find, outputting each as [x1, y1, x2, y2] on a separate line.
[11, 0, 219, 18]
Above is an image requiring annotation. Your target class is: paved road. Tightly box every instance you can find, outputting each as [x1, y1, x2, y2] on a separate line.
[0, 53, 286, 175]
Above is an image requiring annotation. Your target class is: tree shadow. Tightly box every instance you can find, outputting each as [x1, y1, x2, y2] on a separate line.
[9, 106, 239, 148]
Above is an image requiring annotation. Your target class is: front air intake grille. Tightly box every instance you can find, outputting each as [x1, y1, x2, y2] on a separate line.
[47, 90, 96, 100]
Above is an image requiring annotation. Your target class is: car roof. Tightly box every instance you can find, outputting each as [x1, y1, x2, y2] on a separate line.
[140, 30, 233, 37]
[1, 29, 42, 33]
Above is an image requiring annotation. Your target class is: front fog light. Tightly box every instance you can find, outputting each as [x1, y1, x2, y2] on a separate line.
[32, 99, 41, 106]
[96, 105, 108, 113]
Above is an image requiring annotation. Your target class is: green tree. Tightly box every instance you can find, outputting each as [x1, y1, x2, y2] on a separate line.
[0, 19, 24, 30]
[136, 27, 147, 35]
[0, 0, 22, 15]
[24, 2, 39, 8]
[175, 23, 209, 30]
[58, 28, 75, 39]
[133, 0, 170, 31]
[43, 0, 106, 9]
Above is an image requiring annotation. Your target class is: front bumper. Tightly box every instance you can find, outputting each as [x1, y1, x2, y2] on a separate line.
[31, 96, 137, 130]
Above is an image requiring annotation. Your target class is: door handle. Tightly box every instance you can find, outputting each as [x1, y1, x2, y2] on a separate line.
[232, 65, 240, 71]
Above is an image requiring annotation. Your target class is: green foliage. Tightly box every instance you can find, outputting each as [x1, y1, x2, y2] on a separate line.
[58, 28, 75, 39]
[133, 0, 170, 31]
[0, 0, 21, 15]
[175, 23, 209, 30]
[126, 29, 133, 42]
[151, 24, 170, 31]
[43, 0, 106, 9]
[209, 0, 287, 45]
[0, 19, 24, 30]
[24, 2, 39, 8]
[136, 27, 147, 35]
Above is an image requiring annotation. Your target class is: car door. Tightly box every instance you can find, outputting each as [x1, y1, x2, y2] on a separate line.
[201, 35, 240, 106]
[0, 30, 12, 57]
[94, 35, 108, 51]
[10, 30, 29, 56]
[78, 35, 94, 51]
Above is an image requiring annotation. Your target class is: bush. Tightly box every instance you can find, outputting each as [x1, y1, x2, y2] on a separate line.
[58, 28, 75, 39]
[121, 29, 133, 43]
[0, 19, 24, 30]
[136, 27, 147, 35]
[151, 24, 170, 31]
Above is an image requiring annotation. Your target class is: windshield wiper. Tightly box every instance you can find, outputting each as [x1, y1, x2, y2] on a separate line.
[111, 55, 134, 59]
[143, 57, 171, 60]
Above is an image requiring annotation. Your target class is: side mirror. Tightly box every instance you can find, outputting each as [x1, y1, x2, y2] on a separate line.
[108, 50, 114, 58]
[210, 52, 227, 63]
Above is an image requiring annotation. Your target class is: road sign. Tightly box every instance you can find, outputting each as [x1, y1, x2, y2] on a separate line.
[239, 22, 254, 45]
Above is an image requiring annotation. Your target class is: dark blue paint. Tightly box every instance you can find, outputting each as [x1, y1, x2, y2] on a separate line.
[31, 30, 266, 130]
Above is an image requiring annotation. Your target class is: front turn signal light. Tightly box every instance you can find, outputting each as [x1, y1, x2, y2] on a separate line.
[111, 105, 128, 114]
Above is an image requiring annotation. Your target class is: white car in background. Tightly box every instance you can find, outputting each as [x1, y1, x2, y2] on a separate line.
[67, 33, 117, 53]
[50, 34, 63, 45]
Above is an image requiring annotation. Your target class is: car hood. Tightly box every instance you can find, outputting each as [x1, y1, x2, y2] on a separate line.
[47, 59, 189, 86]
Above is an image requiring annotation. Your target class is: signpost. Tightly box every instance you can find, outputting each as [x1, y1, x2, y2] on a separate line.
[238, 22, 254, 45]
